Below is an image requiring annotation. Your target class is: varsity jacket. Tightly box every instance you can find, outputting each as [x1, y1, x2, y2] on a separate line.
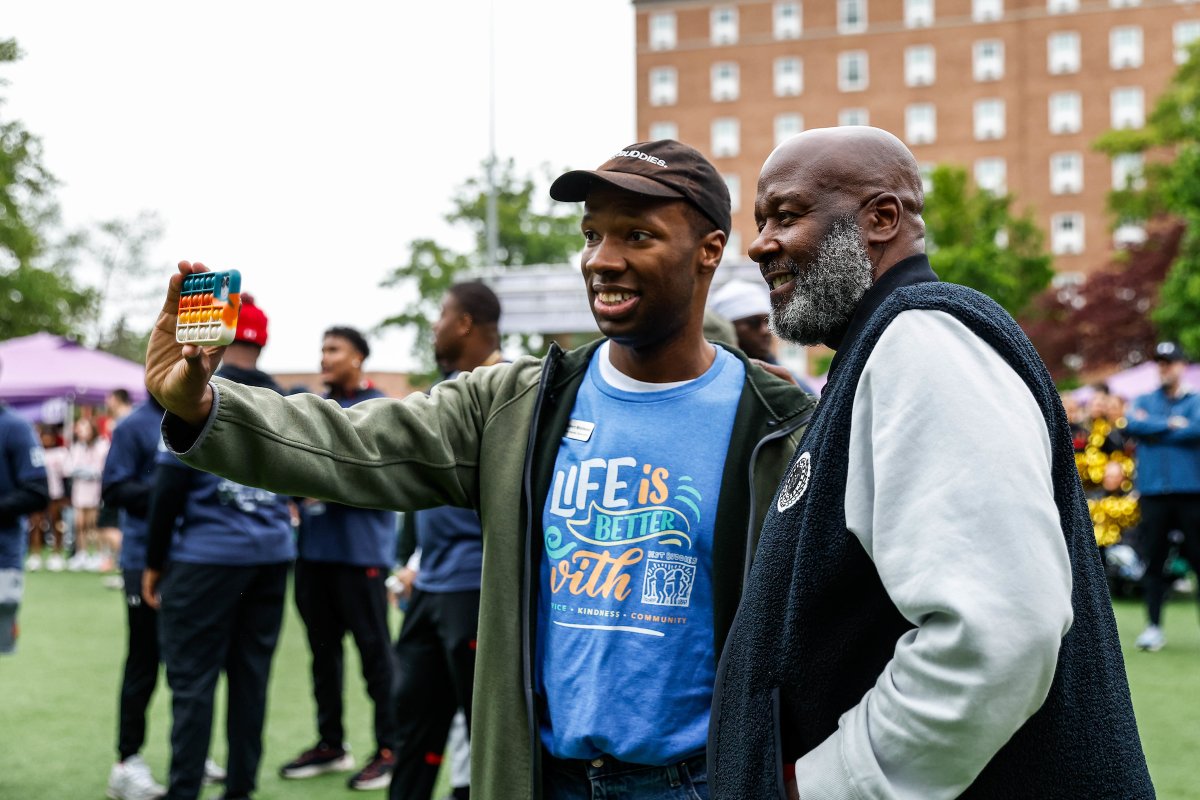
[163, 339, 815, 799]
[710, 257, 1152, 799]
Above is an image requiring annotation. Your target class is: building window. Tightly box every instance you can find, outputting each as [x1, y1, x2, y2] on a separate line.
[973, 40, 1005, 81]
[1049, 91, 1082, 134]
[1110, 0, 1141, 7]
[1114, 224, 1147, 248]
[724, 231, 744, 264]
[724, 174, 741, 214]
[974, 99, 1006, 140]
[712, 62, 740, 102]
[775, 113, 804, 145]
[1111, 87, 1145, 129]
[649, 68, 677, 106]
[838, 51, 869, 91]
[905, 45, 936, 86]
[711, 6, 739, 45]
[1110, 26, 1143, 69]
[905, 104, 937, 145]
[973, 0, 1002, 22]
[1047, 0, 1078, 13]
[1112, 153, 1145, 190]
[773, 58, 803, 97]
[1175, 21, 1200, 64]
[974, 158, 1007, 194]
[1051, 213, 1085, 255]
[712, 118, 740, 157]
[649, 121, 678, 141]
[774, 1, 802, 39]
[1050, 152, 1084, 194]
[838, 0, 867, 34]
[649, 12, 676, 50]
[839, 107, 870, 126]
[1048, 32, 1081, 74]
[905, 0, 934, 28]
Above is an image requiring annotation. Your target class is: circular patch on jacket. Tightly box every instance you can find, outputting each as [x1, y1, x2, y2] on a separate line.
[776, 451, 811, 512]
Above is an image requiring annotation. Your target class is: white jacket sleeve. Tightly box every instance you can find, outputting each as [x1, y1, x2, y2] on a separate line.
[794, 310, 1074, 800]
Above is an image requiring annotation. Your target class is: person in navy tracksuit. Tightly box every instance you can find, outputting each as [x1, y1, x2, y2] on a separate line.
[0, 399, 48, 655]
[1124, 341, 1200, 652]
[143, 299, 294, 800]
[278, 327, 400, 791]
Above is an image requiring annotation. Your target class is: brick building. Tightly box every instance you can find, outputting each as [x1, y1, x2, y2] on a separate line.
[633, 0, 1200, 277]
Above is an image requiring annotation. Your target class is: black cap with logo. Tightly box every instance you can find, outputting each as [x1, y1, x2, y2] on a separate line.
[550, 140, 732, 236]
[1154, 341, 1187, 363]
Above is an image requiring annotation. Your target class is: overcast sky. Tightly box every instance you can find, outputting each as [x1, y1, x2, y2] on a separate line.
[4, 1, 636, 372]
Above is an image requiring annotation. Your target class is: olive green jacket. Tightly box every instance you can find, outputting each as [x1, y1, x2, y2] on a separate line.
[165, 340, 815, 799]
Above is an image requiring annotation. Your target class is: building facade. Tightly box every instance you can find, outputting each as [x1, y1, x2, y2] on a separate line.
[634, 0, 1200, 277]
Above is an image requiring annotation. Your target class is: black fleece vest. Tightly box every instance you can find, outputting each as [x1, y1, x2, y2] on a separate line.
[710, 278, 1153, 799]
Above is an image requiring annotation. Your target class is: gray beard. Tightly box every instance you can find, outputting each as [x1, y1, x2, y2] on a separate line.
[767, 217, 874, 346]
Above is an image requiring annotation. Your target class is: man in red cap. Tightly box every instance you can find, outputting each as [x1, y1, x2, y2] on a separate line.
[142, 295, 295, 800]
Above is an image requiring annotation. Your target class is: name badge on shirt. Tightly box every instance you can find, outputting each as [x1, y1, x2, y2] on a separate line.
[565, 420, 595, 442]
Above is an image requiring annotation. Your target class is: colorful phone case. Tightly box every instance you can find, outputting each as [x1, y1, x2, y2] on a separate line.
[176, 270, 242, 346]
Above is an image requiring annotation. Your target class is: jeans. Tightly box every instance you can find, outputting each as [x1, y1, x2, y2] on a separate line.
[543, 752, 708, 800]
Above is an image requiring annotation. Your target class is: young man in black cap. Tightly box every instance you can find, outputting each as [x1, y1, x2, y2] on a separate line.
[143, 139, 815, 799]
[280, 326, 400, 790]
[1125, 341, 1200, 652]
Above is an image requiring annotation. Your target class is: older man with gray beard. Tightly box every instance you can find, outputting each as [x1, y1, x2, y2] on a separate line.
[708, 127, 1153, 799]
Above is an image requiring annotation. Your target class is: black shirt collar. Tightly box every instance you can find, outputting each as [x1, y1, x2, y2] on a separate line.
[826, 253, 939, 379]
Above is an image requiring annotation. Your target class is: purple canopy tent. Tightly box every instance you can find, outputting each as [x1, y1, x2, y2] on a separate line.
[1072, 361, 1200, 404]
[0, 333, 147, 423]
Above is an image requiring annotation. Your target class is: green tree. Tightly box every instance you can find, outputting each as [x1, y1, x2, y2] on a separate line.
[923, 164, 1054, 316]
[1095, 40, 1200, 355]
[0, 38, 95, 340]
[380, 158, 581, 374]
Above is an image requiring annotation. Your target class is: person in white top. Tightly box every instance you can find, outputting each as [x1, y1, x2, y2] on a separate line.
[67, 417, 109, 572]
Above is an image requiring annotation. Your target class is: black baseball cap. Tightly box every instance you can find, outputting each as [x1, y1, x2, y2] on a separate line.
[1154, 341, 1187, 363]
[550, 140, 732, 236]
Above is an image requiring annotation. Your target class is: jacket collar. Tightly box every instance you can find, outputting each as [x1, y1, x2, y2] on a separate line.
[827, 253, 938, 379]
[550, 338, 814, 425]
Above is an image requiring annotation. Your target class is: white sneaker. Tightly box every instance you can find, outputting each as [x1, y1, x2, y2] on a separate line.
[103, 575, 125, 591]
[67, 551, 90, 572]
[204, 758, 227, 785]
[1135, 625, 1165, 652]
[107, 754, 166, 800]
[24, 554, 43, 572]
[46, 553, 66, 572]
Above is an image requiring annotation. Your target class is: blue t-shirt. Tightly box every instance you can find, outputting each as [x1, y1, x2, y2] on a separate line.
[537, 345, 743, 765]
[102, 401, 164, 571]
[298, 388, 398, 567]
[412, 505, 482, 593]
[0, 407, 47, 570]
[156, 445, 295, 566]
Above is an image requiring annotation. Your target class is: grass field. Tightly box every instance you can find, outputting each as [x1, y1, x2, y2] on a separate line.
[1, 572, 1197, 799]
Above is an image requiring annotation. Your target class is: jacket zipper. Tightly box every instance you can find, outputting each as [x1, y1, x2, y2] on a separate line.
[521, 344, 562, 800]
[742, 409, 814, 585]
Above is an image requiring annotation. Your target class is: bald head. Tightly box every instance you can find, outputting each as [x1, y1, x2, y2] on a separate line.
[764, 126, 924, 214]
[757, 126, 926, 274]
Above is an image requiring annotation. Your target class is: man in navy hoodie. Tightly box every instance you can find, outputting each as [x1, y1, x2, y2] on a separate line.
[143, 299, 295, 800]
[0, 393, 48, 656]
[388, 282, 503, 800]
[279, 327, 399, 791]
[1125, 341, 1200, 652]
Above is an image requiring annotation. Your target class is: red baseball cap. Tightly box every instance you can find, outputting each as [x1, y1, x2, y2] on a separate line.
[235, 295, 269, 347]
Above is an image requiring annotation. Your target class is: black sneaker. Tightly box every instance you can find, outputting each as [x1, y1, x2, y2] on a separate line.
[347, 749, 395, 791]
[279, 742, 355, 779]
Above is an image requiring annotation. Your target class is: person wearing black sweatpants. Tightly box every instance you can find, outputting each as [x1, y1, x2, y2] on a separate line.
[157, 561, 289, 799]
[1138, 495, 1200, 630]
[291, 560, 397, 772]
[388, 587, 480, 798]
[118, 574, 159, 759]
